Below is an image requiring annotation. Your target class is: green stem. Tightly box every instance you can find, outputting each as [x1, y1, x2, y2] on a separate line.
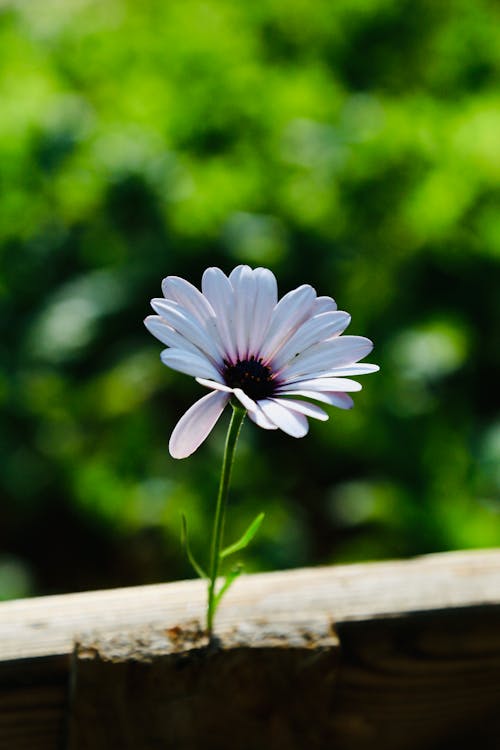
[206, 403, 246, 638]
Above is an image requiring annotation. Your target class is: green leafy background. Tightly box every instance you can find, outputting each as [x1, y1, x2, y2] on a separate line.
[1, 0, 499, 599]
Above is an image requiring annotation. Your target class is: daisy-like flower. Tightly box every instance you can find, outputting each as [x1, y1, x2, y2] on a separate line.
[145, 265, 378, 458]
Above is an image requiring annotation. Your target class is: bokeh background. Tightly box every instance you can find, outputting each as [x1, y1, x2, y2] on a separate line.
[1, 0, 499, 600]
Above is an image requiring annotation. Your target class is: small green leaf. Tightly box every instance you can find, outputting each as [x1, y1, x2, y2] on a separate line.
[214, 563, 243, 608]
[220, 512, 265, 559]
[181, 514, 207, 579]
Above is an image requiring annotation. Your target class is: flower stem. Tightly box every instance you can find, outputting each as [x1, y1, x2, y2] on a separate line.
[206, 403, 246, 638]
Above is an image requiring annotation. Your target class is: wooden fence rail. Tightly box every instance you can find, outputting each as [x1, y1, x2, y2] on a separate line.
[1, 549, 500, 749]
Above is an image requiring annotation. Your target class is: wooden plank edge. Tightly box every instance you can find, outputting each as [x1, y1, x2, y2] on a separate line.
[1, 548, 500, 663]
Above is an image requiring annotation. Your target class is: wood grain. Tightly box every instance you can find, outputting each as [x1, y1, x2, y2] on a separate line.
[2, 549, 500, 663]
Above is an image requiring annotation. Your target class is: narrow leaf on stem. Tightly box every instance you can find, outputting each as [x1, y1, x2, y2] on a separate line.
[220, 512, 265, 559]
[181, 513, 207, 579]
[214, 563, 244, 608]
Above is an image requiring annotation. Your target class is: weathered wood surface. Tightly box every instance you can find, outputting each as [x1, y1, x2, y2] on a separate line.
[1, 549, 500, 749]
[68, 611, 500, 750]
[68, 620, 340, 750]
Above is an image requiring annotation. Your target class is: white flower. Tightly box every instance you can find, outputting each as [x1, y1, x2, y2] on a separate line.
[145, 265, 379, 458]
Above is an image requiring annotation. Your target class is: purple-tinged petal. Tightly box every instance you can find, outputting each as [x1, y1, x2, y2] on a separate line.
[271, 311, 351, 370]
[274, 389, 354, 409]
[161, 276, 216, 323]
[320, 392, 355, 409]
[314, 295, 337, 313]
[229, 265, 255, 360]
[259, 399, 309, 438]
[247, 402, 278, 430]
[161, 276, 225, 358]
[144, 316, 203, 357]
[259, 284, 317, 362]
[201, 267, 237, 362]
[271, 397, 328, 421]
[323, 363, 380, 376]
[193, 380, 261, 415]
[160, 349, 222, 380]
[169, 390, 230, 459]
[151, 298, 223, 364]
[277, 377, 362, 392]
[228, 264, 252, 280]
[246, 267, 278, 357]
[323, 335, 374, 365]
[195, 377, 232, 392]
[279, 336, 374, 381]
[232, 387, 257, 412]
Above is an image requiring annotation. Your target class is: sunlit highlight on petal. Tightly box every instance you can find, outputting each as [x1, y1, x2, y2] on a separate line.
[145, 264, 378, 456]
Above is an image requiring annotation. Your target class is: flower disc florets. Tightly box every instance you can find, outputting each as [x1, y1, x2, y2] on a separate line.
[144, 264, 379, 458]
[223, 356, 275, 400]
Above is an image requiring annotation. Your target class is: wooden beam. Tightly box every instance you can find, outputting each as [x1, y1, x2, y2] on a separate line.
[1, 549, 500, 749]
[3, 549, 500, 663]
[68, 620, 340, 750]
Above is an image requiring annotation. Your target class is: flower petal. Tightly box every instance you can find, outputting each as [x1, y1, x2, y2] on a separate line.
[161, 276, 215, 323]
[151, 298, 223, 364]
[169, 390, 230, 459]
[314, 295, 337, 313]
[194, 380, 261, 414]
[246, 267, 278, 356]
[271, 397, 328, 421]
[259, 398, 309, 438]
[321, 392, 355, 409]
[201, 267, 237, 362]
[195, 378, 233, 392]
[232, 387, 258, 412]
[161, 276, 225, 358]
[144, 316, 203, 357]
[279, 335, 374, 381]
[229, 265, 255, 360]
[259, 284, 317, 362]
[324, 335, 374, 365]
[277, 377, 362, 392]
[161, 349, 223, 380]
[274, 389, 354, 409]
[247, 402, 278, 430]
[271, 311, 351, 370]
[323, 363, 380, 376]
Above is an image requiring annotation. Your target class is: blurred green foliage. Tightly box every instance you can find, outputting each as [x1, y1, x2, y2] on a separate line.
[1, 0, 499, 599]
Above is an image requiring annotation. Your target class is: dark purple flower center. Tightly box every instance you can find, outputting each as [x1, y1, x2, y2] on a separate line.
[223, 356, 275, 400]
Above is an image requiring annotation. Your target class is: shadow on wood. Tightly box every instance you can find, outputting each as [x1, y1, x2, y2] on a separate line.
[68, 620, 338, 750]
[332, 608, 500, 750]
[66, 608, 500, 750]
